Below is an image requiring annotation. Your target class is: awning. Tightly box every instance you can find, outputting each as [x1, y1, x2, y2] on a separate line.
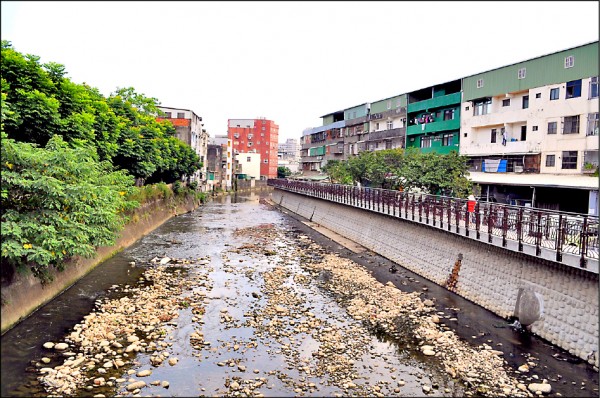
[468, 171, 599, 190]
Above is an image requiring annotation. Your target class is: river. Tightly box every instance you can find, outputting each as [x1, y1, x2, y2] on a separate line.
[1, 191, 597, 397]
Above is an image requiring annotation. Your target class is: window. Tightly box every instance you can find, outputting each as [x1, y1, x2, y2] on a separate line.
[566, 79, 582, 99]
[522, 95, 529, 109]
[563, 115, 580, 134]
[550, 88, 560, 100]
[546, 154, 555, 167]
[387, 100, 392, 110]
[473, 98, 491, 116]
[518, 68, 526, 79]
[477, 79, 484, 88]
[491, 128, 497, 143]
[502, 99, 511, 107]
[375, 122, 379, 131]
[532, 126, 538, 131]
[248, 134, 253, 139]
[443, 109, 455, 120]
[396, 98, 402, 107]
[548, 121, 557, 134]
[264, 159, 268, 163]
[163, 111, 172, 118]
[387, 120, 393, 130]
[421, 136, 433, 148]
[177, 112, 185, 118]
[564, 55, 574, 68]
[262, 126, 265, 131]
[353, 111, 356, 118]
[520, 126, 527, 141]
[246, 156, 251, 162]
[590, 77, 599, 99]
[561, 151, 578, 169]
[588, 113, 599, 136]
[247, 142, 253, 147]
[536, 93, 541, 99]
[442, 133, 453, 146]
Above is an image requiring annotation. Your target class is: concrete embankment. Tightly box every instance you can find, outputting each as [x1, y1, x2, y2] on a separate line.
[1, 195, 201, 334]
[272, 189, 599, 367]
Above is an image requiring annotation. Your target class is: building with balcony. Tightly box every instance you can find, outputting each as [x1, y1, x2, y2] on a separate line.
[300, 110, 345, 174]
[157, 106, 209, 191]
[406, 79, 462, 155]
[228, 118, 279, 180]
[461, 41, 598, 213]
[207, 135, 233, 191]
[366, 94, 407, 151]
[343, 103, 371, 156]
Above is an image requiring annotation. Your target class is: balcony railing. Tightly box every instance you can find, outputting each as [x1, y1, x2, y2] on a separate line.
[367, 127, 406, 141]
[268, 179, 599, 271]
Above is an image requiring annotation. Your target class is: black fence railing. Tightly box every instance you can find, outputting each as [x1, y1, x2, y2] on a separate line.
[267, 179, 599, 267]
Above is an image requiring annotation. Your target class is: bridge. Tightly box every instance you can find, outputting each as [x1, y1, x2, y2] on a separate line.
[268, 179, 599, 274]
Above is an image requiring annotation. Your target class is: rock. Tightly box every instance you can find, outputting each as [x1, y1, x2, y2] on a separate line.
[54, 343, 69, 351]
[168, 358, 178, 366]
[528, 383, 551, 394]
[41, 357, 51, 364]
[423, 299, 435, 307]
[137, 369, 152, 377]
[518, 364, 530, 373]
[43, 342, 55, 349]
[126, 381, 146, 391]
[162, 381, 170, 388]
[159, 257, 172, 265]
[127, 335, 140, 343]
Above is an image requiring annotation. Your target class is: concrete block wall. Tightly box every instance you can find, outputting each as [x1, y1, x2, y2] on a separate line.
[273, 190, 599, 366]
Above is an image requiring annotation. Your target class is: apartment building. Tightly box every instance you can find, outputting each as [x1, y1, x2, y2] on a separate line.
[299, 41, 598, 214]
[406, 79, 462, 154]
[211, 135, 233, 190]
[343, 103, 371, 156]
[228, 118, 279, 180]
[461, 41, 598, 213]
[157, 106, 209, 190]
[234, 152, 261, 180]
[300, 110, 345, 173]
[367, 94, 407, 151]
[278, 138, 301, 173]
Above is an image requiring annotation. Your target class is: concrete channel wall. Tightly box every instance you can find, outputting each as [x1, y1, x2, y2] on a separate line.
[1, 195, 201, 335]
[272, 190, 599, 367]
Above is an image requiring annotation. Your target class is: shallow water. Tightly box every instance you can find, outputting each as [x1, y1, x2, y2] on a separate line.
[1, 191, 597, 397]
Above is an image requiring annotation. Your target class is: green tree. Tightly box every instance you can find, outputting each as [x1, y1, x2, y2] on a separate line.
[107, 88, 201, 184]
[277, 166, 292, 178]
[1, 132, 138, 283]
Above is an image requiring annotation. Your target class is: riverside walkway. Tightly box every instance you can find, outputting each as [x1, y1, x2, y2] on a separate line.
[268, 179, 599, 273]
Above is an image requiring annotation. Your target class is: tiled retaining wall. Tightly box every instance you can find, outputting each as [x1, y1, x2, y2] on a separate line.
[273, 190, 599, 366]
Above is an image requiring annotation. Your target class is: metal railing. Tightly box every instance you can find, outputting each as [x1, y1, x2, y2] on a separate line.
[268, 179, 599, 267]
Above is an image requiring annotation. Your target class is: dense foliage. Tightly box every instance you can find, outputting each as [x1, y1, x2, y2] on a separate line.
[0, 41, 201, 182]
[277, 166, 291, 178]
[323, 148, 472, 197]
[1, 132, 138, 282]
[1, 40, 202, 283]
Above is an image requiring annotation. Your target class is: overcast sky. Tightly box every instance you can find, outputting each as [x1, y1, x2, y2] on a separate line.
[1, 1, 598, 142]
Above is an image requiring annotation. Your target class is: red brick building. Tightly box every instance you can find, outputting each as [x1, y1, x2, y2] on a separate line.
[228, 118, 279, 179]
